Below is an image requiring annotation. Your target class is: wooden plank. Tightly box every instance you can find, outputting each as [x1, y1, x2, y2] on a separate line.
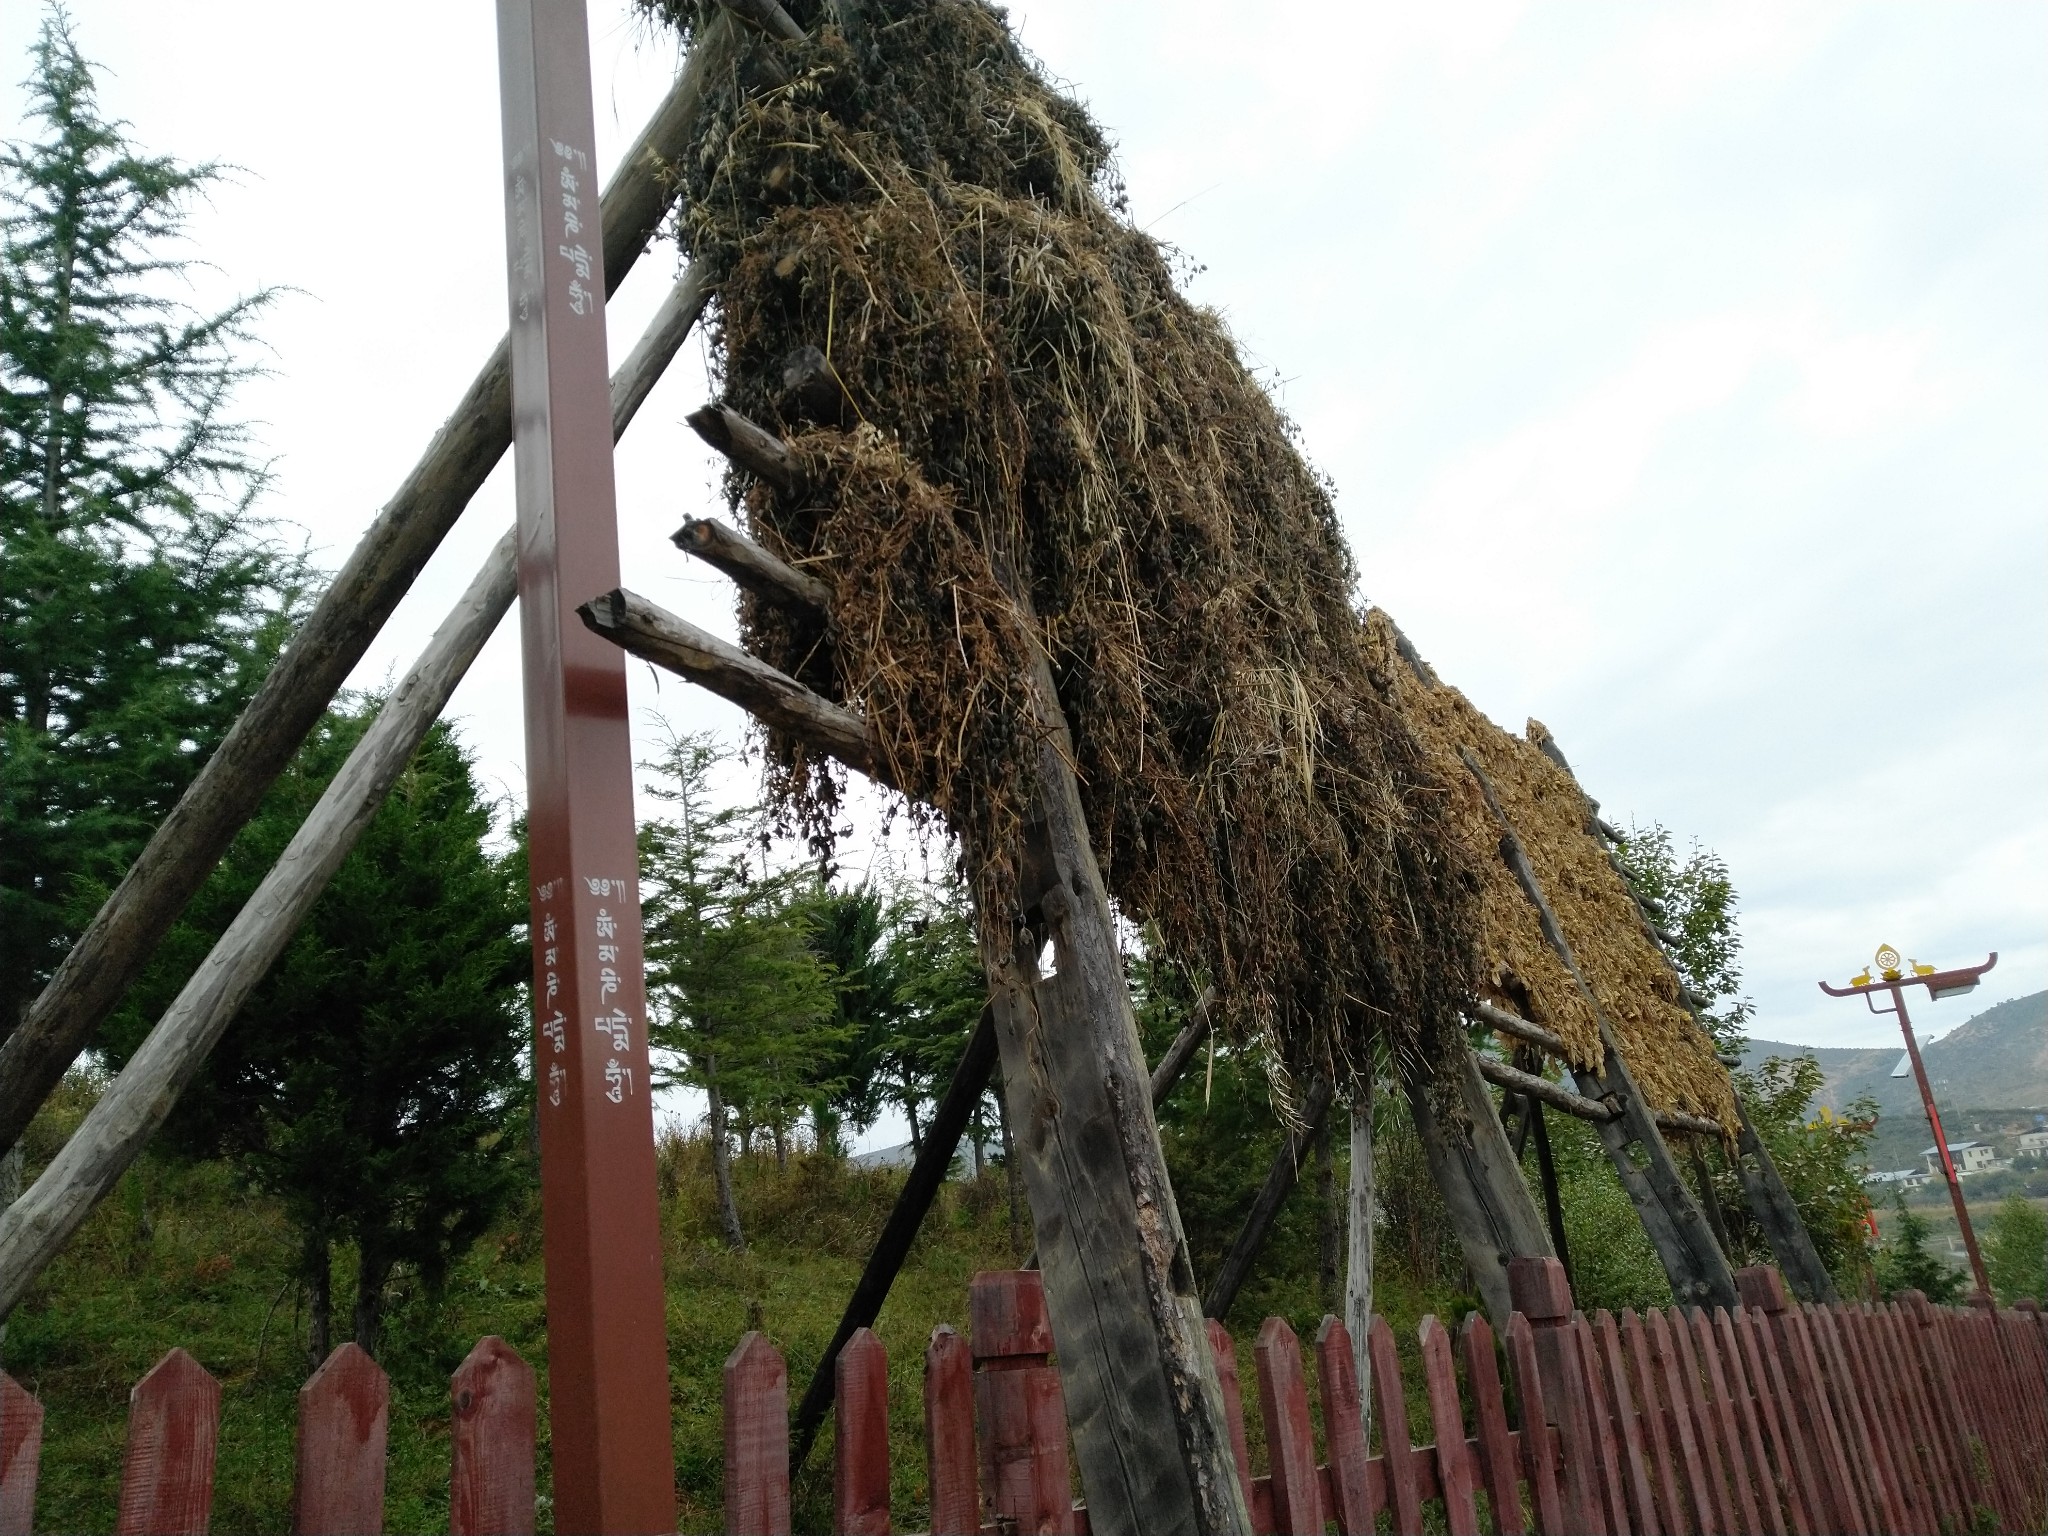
[0, 14, 741, 1166]
[1805, 1305, 1899, 1535]
[1687, 1307, 1761, 1536]
[1730, 1106, 1838, 1304]
[1503, 1313, 1565, 1536]
[293, 1343, 389, 1536]
[834, 1328, 891, 1536]
[925, 1326, 979, 1536]
[0, 1371, 41, 1536]
[723, 1332, 790, 1536]
[449, 1336, 535, 1536]
[1708, 1309, 1784, 1536]
[1252, 1319, 1323, 1535]
[1589, 1312, 1658, 1536]
[1644, 1309, 1716, 1535]
[1841, 1306, 1926, 1536]
[1730, 1304, 1812, 1536]
[791, 1008, 998, 1469]
[1618, 1310, 1684, 1536]
[1874, 1303, 1959, 1536]
[1508, 1261, 1603, 1535]
[1205, 1321, 1266, 1534]
[1572, 1315, 1631, 1536]
[1667, 1306, 1739, 1535]
[972, 1271, 1075, 1536]
[1418, 1317, 1479, 1536]
[1458, 1313, 1525, 1536]
[1368, 1316, 1425, 1536]
[1778, 1303, 1869, 1534]
[1315, 1317, 1376, 1536]
[115, 1348, 220, 1536]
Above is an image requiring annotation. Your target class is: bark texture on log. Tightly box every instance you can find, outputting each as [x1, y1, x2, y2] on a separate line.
[1344, 1092, 1375, 1446]
[0, 20, 741, 1158]
[673, 517, 832, 616]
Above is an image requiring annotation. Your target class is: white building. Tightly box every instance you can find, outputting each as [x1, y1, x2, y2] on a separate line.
[2017, 1129, 2048, 1154]
[1922, 1141, 1997, 1177]
[1865, 1168, 1932, 1188]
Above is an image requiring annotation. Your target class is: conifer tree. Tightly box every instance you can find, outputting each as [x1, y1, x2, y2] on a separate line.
[1, 7, 297, 1040]
[1874, 1189, 1965, 1304]
[1985, 1194, 2047, 1305]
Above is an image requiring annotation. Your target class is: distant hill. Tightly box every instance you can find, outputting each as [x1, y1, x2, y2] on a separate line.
[1742, 989, 2048, 1117]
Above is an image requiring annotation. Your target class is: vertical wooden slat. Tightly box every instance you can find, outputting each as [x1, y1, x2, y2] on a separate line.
[1671, 1307, 1743, 1534]
[1504, 1313, 1565, 1536]
[970, 1270, 1074, 1536]
[1709, 1309, 1784, 1536]
[450, 1336, 536, 1536]
[1253, 1318, 1323, 1536]
[115, 1348, 220, 1536]
[1572, 1314, 1632, 1536]
[1208, 1320, 1271, 1536]
[1687, 1307, 1761, 1536]
[1618, 1310, 1684, 1536]
[1645, 1309, 1716, 1534]
[1876, 1302, 1960, 1536]
[1844, 1306, 1927, 1536]
[1589, 1312, 1658, 1536]
[1805, 1305, 1899, 1535]
[1458, 1313, 1525, 1536]
[834, 1328, 891, 1536]
[1418, 1316, 1479, 1536]
[1509, 1258, 1604, 1536]
[1780, 1300, 1869, 1533]
[1735, 1276, 1828, 1536]
[293, 1342, 388, 1536]
[1315, 1317, 1377, 1536]
[1904, 1291, 1989, 1526]
[1367, 1315, 1424, 1536]
[925, 1325, 979, 1536]
[723, 1331, 791, 1536]
[1732, 1305, 1812, 1536]
[0, 1370, 41, 1536]
[1970, 1307, 2030, 1528]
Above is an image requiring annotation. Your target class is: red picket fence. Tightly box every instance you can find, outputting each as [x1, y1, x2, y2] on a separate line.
[0, 1261, 2041, 1533]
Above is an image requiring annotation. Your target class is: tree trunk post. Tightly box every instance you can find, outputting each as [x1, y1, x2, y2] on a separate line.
[705, 1053, 745, 1253]
[1344, 1090, 1375, 1445]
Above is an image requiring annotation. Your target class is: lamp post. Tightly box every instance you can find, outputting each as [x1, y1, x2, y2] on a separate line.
[1819, 946, 1997, 1299]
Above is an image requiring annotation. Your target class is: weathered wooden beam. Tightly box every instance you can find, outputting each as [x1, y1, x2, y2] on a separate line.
[687, 404, 808, 497]
[1474, 1053, 1614, 1122]
[672, 517, 832, 616]
[789, 1005, 999, 1469]
[1344, 1090, 1375, 1442]
[1526, 1100, 1574, 1291]
[717, 0, 805, 42]
[1201, 1078, 1335, 1321]
[0, 536, 517, 1318]
[1148, 987, 1217, 1105]
[1462, 749, 1737, 1310]
[1404, 1049, 1555, 1326]
[0, 266, 713, 1308]
[0, 19, 746, 1159]
[1468, 999, 1570, 1058]
[578, 590, 878, 779]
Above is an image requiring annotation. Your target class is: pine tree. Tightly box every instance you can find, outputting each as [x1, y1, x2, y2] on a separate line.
[639, 731, 840, 1249]
[1874, 1190, 1965, 1305]
[1985, 1195, 2047, 1305]
[0, 7, 298, 1038]
[106, 710, 529, 1361]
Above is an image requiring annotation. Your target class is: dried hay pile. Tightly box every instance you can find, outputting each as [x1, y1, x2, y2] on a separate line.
[646, 0, 1479, 1099]
[1363, 613, 1737, 1130]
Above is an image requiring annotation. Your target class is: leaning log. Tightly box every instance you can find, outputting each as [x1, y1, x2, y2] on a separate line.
[1202, 1078, 1335, 1321]
[672, 517, 833, 616]
[686, 405, 808, 496]
[0, 18, 745, 1158]
[0, 265, 713, 1309]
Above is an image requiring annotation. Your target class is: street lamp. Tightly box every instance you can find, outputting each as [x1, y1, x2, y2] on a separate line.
[1819, 945, 1998, 1298]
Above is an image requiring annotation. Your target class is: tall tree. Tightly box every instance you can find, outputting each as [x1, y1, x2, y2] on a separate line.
[1613, 821, 1754, 1050]
[107, 710, 529, 1360]
[640, 731, 840, 1248]
[1985, 1195, 2047, 1305]
[1874, 1188, 1965, 1305]
[0, 7, 297, 1043]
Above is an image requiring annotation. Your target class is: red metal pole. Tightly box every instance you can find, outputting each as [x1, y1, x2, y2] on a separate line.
[1892, 984, 1992, 1298]
[496, 2, 676, 1529]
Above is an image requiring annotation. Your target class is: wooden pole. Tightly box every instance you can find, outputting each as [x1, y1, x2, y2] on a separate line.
[1202, 1078, 1335, 1321]
[1344, 1087, 1375, 1445]
[0, 21, 741, 1160]
[0, 267, 711, 1320]
[1462, 749, 1738, 1310]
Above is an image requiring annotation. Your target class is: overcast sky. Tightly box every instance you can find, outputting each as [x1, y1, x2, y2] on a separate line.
[6, 2, 2042, 1062]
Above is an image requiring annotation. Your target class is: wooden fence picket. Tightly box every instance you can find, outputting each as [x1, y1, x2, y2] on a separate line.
[833, 1327, 890, 1536]
[1313, 1317, 1376, 1536]
[1617, 1309, 1683, 1536]
[1503, 1313, 1565, 1536]
[722, 1331, 790, 1536]
[292, 1342, 388, 1536]
[1881, 1301, 1960, 1534]
[448, 1336, 535, 1536]
[1709, 1309, 1783, 1536]
[1367, 1315, 1425, 1536]
[924, 1325, 978, 1536]
[1205, 1318, 1269, 1534]
[115, 1347, 220, 1536]
[1509, 1260, 1603, 1534]
[1587, 1312, 1658, 1536]
[1416, 1317, 1478, 1536]
[1457, 1313, 1524, 1536]
[0, 1369, 42, 1536]
[1689, 1307, 1760, 1535]
[1252, 1318, 1322, 1536]
[1571, 1314, 1630, 1536]
[969, 1269, 1073, 1536]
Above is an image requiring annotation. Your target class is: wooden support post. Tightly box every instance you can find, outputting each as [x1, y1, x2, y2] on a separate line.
[971, 1271, 1075, 1536]
[1403, 1050, 1553, 1327]
[0, 263, 708, 1317]
[1203, 1077, 1335, 1321]
[1732, 1101, 1839, 1304]
[1344, 1087, 1374, 1446]
[1526, 1102, 1573, 1293]
[498, 2, 676, 1525]
[1463, 750, 1737, 1311]
[0, 18, 739, 1159]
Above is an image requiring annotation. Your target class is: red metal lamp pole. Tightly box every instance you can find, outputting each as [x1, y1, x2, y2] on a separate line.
[1819, 949, 1997, 1301]
[497, 1, 677, 1528]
